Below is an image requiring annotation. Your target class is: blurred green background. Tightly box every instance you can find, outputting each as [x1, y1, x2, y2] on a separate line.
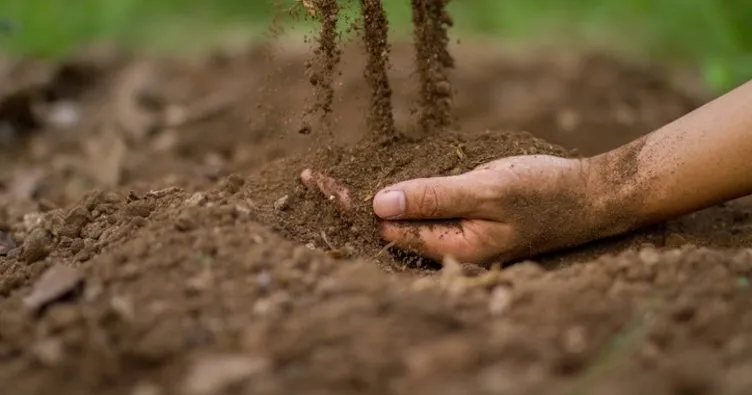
[0, 0, 749, 92]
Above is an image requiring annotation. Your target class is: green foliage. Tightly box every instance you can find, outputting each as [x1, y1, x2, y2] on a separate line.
[0, 0, 749, 91]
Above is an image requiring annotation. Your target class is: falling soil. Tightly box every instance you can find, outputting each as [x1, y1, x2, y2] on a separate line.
[359, 0, 398, 139]
[412, 0, 455, 133]
[302, 0, 341, 134]
[3, 24, 752, 395]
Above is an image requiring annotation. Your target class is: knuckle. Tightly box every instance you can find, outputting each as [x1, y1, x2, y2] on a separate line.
[416, 186, 442, 217]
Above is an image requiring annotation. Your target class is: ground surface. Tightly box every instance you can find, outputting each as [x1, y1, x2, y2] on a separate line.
[1, 40, 752, 395]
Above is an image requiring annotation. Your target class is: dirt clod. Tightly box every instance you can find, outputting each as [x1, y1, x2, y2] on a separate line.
[22, 264, 83, 312]
[22, 228, 53, 263]
[182, 354, 269, 395]
[0, 231, 16, 256]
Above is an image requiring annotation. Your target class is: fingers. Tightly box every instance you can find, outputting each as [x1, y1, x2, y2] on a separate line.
[301, 169, 352, 211]
[372, 175, 485, 220]
[380, 220, 510, 264]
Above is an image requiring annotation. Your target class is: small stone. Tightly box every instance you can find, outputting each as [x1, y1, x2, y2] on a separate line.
[441, 255, 464, 281]
[61, 206, 90, 238]
[257, 271, 272, 289]
[665, 233, 688, 248]
[131, 382, 162, 395]
[488, 286, 512, 316]
[23, 265, 83, 312]
[0, 231, 16, 256]
[186, 270, 213, 294]
[563, 326, 588, 354]
[175, 213, 196, 232]
[22, 228, 53, 264]
[110, 295, 135, 322]
[273, 195, 290, 211]
[31, 338, 64, 366]
[185, 192, 208, 207]
[147, 186, 182, 198]
[182, 354, 269, 395]
[23, 212, 44, 232]
[126, 201, 154, 218]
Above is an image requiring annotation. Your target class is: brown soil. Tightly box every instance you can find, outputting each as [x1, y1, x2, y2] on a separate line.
[2, 29, 752, 395]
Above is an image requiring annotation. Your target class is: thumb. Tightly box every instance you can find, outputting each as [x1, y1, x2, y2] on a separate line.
[372, 175, 481, 220]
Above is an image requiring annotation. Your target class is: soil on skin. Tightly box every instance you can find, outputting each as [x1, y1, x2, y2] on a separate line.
[2, 37, 752, 395]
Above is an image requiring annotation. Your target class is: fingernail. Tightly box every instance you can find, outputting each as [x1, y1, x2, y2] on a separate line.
[373, 190, 405, 219]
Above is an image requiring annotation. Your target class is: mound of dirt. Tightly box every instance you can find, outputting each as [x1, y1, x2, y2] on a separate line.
[247, 129, 572, 269]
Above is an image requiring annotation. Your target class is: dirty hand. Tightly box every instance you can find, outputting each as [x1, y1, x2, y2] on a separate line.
[302, 155, 605, 265]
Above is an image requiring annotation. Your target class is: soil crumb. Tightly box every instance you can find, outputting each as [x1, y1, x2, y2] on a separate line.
[247, 129, 572, 269]
[359, 0, 398, 139]
[412, 0, 454, 133]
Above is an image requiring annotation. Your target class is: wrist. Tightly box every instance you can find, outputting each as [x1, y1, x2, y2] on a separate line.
[582, 149, 650, 239]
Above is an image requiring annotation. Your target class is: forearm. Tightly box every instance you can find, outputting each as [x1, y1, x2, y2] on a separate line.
[590, 80, 752, 232]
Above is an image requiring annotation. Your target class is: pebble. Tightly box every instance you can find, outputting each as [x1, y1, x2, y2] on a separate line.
[31, 338, 64, 366]
[23, 212, 44, 232]
[0, 231, 16, 256]
[185, 193, 208, 207]
[131, 382, 162, 395]
[488, 286, 512, 316]
[174, 213, 196, 232]
[182, 354, 269, 395]
[23, 265, 83, 312]
[22, 228, 53, 264]
[273, 195, 290, 211]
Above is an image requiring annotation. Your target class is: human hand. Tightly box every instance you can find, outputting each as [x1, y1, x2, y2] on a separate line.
[302, 155, 611, 266]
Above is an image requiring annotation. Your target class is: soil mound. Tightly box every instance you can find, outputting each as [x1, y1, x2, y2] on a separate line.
[248, 130, 572, 269]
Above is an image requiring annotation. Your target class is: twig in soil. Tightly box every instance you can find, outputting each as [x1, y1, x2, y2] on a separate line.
[320, 230, 337, 251]
[374, 241, 397, 258]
